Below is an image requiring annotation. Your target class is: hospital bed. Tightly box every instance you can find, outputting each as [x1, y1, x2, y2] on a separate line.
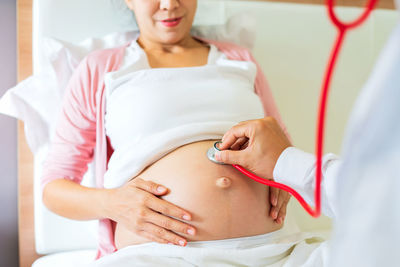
[15, 0, 398, 266]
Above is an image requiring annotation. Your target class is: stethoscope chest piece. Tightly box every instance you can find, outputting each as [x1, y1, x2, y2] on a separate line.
[207, 141, 227, 165]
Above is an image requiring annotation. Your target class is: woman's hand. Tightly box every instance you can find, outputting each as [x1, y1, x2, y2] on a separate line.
[269, 186, 291, 224]
[105, 177, 196, 246]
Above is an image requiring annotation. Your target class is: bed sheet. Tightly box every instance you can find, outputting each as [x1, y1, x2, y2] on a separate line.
[32, 250, 97, 267]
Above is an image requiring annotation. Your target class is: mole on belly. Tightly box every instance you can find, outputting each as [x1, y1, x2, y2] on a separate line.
[215, 177, 232, 188]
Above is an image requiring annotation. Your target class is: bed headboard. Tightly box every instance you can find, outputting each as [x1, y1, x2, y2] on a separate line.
[17, 0, 397, 266]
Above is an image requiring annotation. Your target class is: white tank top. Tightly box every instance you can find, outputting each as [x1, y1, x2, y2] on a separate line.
[103, 40, 264, 188]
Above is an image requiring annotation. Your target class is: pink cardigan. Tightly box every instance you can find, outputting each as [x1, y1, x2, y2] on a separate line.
[41, 36, 288, 259]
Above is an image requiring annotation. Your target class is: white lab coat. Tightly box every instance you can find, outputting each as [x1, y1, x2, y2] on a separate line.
[274, 14, 400, 267]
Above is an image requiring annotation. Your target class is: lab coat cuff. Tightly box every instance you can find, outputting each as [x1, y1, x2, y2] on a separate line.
[273, 147, 315, 186]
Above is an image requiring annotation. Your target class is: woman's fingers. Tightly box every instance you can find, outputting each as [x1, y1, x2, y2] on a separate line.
[137, 227, 173, 244]
[146, 209, 196, 237]
[146, 195, 192, 222]
[123, 178, 194, 246]
[136, 229, 169, 245]
[271, 190, 290, 224]
[276, 196, 290, 224]
[132, 177, 169, 196]
[270, 186, 279, 207]
[272, 191, 285, 221]
[141, 222, 188, 246]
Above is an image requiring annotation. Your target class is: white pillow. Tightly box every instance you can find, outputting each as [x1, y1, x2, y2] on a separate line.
[0, 73, 60, 154]
[42, 31, 140, 96]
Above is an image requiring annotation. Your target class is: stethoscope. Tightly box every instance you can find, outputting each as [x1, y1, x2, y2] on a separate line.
[207, 0, 379, 218]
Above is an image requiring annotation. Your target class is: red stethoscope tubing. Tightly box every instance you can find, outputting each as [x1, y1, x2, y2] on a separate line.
[232, 0, 379, 218]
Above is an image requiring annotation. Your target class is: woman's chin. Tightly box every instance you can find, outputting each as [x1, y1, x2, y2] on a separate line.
[153, 29, 190, 44]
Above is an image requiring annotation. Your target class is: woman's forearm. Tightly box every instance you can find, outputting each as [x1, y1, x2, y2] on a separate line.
[42, 178, 112, 221]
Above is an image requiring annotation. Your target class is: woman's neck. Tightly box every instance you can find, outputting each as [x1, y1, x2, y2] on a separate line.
[137, 34, 204, 54]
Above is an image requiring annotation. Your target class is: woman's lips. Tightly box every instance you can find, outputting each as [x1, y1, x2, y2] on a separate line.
[161, 17, 182, 27]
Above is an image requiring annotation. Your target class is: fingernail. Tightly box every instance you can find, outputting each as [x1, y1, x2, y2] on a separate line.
[272, 197, 278, 206]
[215, 151, 221, 161]
[187, 228, 195, 235]
[179, 240, 186, 246]
[273, 211, 278, 219]
[182, 214, 191, 220]
[157, 186, 166, 192]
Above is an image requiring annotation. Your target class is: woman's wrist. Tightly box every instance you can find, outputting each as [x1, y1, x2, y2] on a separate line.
[97, 188, 116, 220]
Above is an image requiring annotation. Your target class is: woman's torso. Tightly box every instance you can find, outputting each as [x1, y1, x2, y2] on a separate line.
[114, 140, 282, 248]
[104, 37, 282, 248]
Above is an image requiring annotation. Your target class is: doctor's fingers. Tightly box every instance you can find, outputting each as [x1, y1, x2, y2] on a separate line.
[215, 149, 249, 167]
[229, 137, 249, 151]
[219, 121, 256, 151]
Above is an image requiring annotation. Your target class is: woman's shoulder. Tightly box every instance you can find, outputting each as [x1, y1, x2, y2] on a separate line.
[83, 43, 131, 72]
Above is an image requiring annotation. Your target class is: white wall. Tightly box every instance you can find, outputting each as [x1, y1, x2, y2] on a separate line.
[0, 0, 18, 266]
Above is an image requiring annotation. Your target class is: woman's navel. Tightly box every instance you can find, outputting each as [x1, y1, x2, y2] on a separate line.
[215, 176, 232, 188]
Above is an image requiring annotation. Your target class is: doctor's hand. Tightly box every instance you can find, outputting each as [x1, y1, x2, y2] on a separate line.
[106, 178, 195, 246]
[215, 117, 292, 224]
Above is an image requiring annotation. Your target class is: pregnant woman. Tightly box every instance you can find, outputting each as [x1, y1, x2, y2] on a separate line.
[41, 0, 291, 260]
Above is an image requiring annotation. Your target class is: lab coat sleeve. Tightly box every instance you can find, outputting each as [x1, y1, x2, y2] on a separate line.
[273, 147, 341, 218]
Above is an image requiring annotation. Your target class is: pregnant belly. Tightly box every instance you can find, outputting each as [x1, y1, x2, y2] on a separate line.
[114, 140, 282, 249]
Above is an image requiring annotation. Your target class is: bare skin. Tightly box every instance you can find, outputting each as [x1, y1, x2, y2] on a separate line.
[114, 140, 283, 249]
[216, 117, 293, 222]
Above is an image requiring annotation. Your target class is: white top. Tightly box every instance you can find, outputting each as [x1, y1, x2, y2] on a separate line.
[103, 40, 264, 188]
